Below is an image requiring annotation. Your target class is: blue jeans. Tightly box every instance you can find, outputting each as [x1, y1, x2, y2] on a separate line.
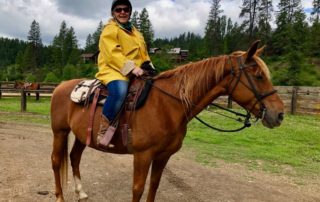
[102, 80, 129, 121]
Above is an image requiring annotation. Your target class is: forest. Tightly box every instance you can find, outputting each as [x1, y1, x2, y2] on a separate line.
[0, 0, 319, 86]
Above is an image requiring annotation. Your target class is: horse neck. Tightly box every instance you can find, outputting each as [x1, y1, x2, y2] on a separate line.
[154, 55, 231, 118]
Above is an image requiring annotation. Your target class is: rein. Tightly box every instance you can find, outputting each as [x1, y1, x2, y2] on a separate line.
[140, 55, 277, 133]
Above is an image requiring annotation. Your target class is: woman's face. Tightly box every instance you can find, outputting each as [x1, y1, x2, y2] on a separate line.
[112, 5, 131, 24]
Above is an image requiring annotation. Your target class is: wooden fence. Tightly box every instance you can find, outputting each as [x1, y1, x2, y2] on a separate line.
[207, 86, 320, 116]
[0, 82, 319, 115]
[0, 81, 58, 112]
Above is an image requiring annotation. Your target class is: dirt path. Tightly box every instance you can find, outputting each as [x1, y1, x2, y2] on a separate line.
[0, 121, 319, 202]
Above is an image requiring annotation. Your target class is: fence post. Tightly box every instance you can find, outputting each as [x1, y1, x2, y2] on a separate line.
[21, 89, 26, 112]
[291, 86, 298, 115]
[36, 91, 40, 100]
[228, 96, 232, 109]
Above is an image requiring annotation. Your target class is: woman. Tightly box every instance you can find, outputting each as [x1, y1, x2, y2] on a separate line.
[95, 0, 154, 148]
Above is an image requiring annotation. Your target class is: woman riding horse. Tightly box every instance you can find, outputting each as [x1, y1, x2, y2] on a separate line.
[95, 0, 155, 148]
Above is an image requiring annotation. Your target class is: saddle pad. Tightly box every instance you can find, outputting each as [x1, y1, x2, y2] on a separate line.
[70, 79, 101, 103]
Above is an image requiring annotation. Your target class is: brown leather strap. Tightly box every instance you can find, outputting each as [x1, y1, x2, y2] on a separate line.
[86, 88, 101, 146]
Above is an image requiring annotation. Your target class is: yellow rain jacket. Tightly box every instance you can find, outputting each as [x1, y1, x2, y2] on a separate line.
[95, 19, 151, 85]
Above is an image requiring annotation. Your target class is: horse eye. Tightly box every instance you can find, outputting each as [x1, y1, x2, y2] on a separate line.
[256, 75, 264, 80]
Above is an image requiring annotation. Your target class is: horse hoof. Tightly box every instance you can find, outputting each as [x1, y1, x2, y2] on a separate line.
[78, 191, 88, 201]
[56, 197, 65, 202]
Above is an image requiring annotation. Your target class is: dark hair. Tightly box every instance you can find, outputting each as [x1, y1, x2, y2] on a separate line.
[111, 0, 132, 12]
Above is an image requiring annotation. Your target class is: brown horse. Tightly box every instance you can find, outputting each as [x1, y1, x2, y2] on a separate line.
[14, 81, 40, 96]
[14, 81, 40, 90]
[51, 41, 284, 202]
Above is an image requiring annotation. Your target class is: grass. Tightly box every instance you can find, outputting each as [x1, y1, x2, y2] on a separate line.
[0, 97, 51, 125]
[0, 96, 319, 178]
[186, 111, 320, 177]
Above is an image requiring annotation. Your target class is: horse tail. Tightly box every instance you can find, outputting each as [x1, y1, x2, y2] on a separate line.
[60, 134, 69, 191]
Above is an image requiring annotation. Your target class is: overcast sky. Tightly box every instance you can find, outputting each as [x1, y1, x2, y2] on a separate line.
[0, 0, 313, 48]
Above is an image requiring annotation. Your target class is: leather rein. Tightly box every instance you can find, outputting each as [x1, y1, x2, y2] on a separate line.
[142, 56, 277, 132]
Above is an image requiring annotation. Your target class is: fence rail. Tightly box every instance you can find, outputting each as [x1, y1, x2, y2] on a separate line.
[0, 82, 319, 115]
[203, 86, 320, 116]
[0, 81, 59, 112]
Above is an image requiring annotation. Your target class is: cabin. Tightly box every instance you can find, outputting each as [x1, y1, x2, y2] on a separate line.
[80, 51, 99, 64]
[168, 48, 189, 63]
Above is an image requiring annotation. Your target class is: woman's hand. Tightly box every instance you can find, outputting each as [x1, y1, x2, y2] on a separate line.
[131, 67, 144, 77]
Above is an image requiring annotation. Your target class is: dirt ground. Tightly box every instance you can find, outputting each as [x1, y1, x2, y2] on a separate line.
[0, 121, 319, 202]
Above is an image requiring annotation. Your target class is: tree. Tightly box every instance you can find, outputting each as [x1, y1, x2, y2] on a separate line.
[51, 21, 68, 69]
[311, 0, 320, 22]
[272, 0, 307, 54]
[308, 0, 320, 56]
[24, 20, 42, 69]
[51, 21, 80, 74]
[139, 8, 154, 50]
[85, 21, 103, 53]
[85, 34, 93, 52]
[240, 0, 260, 39]
[272, 0, 308, 85]
[257, 0, 273, 47]
[204, 0, 224, 56]
[131, 11, 140, 29]
[44, 72, 60, 82]
[65, 27, 80, 64]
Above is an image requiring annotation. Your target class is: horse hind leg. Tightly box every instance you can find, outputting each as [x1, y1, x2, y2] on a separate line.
[51, 129, 70, 202]
[70, 138, 88, 200]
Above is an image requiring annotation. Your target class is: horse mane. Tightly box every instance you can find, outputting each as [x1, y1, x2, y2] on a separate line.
[154, 51, 270, 109]
[155, 55, 228, 108]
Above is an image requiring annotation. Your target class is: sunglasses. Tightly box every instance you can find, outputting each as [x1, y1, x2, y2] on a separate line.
[114, 7, 130, 13]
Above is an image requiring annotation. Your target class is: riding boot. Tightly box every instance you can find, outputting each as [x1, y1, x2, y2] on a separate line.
[97, 115, 116, 148]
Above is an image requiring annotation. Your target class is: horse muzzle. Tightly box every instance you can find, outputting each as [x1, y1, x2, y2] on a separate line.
[261, 110, 284, 129]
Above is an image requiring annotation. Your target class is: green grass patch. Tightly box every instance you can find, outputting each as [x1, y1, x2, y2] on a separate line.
[0, 97, 319, 177]
[0, 97, 51, 115]
[185, 111, 320, 177]
[0, 97, 51, 124]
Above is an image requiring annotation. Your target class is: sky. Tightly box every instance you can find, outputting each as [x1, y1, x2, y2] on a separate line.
[0, 0, 313, 48]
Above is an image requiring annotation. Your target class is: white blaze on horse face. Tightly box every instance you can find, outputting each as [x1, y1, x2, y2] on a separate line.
[74, 176, 88, 200]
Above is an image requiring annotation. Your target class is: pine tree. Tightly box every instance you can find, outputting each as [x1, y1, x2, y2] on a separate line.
[85, 21, 103, 53]
[51, 21, 80, 74]
[311, 0, 320, 22]
[240, 0, 260, 39]
[65, 27, 80, 64]
[204, 0, 224, 56]
[272, 0, 307, 85]
[52, 21, 68, 69]
[85, 34, 93, 52]
[92, 21, 103, 52]
[24, 20, 42, 69]
[139, 8, 154, 50]
[257, 0, 273, 47]
[131, 11, 140, 29]
[309, 0, 320, 56]
[272, 0, 306, 54]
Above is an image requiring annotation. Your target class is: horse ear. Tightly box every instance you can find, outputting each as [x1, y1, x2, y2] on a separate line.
[245, 40, 260, 62]
[255, 45, 266, 57]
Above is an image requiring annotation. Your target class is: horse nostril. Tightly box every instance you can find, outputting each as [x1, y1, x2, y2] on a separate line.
[278, 113, 284, 121]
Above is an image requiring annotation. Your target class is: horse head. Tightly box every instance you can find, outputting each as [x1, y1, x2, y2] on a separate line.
[225, 40, 284, 128]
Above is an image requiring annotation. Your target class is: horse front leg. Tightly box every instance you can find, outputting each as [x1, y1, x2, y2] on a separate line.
[146, 155, 171, 202]
[132, 151, 153, 202]
[70, 138, 88, 201]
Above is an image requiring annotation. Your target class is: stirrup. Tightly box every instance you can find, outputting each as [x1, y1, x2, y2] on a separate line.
[97, 126, 117, 148]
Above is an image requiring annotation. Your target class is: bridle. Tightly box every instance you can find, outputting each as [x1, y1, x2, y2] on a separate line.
[141, 55, 277, 132]
[227, 56, 277, 120]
